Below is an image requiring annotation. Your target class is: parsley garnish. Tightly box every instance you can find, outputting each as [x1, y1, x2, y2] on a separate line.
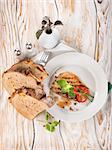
[57, 79, 94, 101]
[57, 80, 75, 98]
[57, 80, 72, 93]
[45, 112, 60, 132]
[68, 87, 76, 98]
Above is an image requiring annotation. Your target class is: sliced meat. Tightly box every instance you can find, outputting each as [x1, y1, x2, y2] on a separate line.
[57, 72, 82, 86]
[50, 72, 85, 100]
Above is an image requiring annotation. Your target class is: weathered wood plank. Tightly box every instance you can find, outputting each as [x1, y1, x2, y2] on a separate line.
[57, 0, 97, 57]
[12, 0, 63, 149]
[94, 0, 112, 149]
[51, 0, 112, 149]
[0, 0, 111, 150]
[54, 0, 100, 149]
[0, 1, 34, 150]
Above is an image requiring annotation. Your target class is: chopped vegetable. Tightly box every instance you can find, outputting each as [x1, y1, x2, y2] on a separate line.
[76, 93, 87, 102]
[52, 121, 60, 126]
[45, 111, 50, 121]
[78, 88, 94, 102]
[45, 123, 55, 132]
[57, 80, 75, 98]
[57, 80, 72, 93]
[45, 112, 60, 132]
[68, 87, 76, 98]
[57, 80, 69, 87]
[45, 124, 50, 131]
[57, 79, 94, 102]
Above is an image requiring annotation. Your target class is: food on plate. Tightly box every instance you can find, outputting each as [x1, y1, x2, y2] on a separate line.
[2, 59, 52, 119]
[50, 72, 94, 111]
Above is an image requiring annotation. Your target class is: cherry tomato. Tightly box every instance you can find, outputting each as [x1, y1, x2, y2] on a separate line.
[76, 93, 87, 102]
[74, 85, 89, 102]
[74, 87, 78, 93]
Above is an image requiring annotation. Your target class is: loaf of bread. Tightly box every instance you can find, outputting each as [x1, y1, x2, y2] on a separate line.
[2, 59, 49, 119]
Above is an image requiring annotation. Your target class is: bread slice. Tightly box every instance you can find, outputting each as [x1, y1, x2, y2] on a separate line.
[9, 91, 48, 120]
[3, 71, 39, 94]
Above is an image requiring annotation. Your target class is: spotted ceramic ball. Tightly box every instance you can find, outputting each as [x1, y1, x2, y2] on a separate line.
[14, 49, 21, 56]
[26, 43, 32, 49]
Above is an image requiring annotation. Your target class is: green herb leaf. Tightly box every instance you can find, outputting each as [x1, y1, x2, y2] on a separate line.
[52, 121, 60, 126]
[50, 124, 55, 132]
[62, 85, 72, 93]
[36, 29, 43, 39]
[45, 112, 50, 121]
[68, 87, 76, 98]
[45, 123, 56, 132]
[45, 112, 60, 132]
[68, 92, 76, 98]
[108, 82, 112, 93]
[57, 80, 72, 93]
[45, 123, 51, 131]
[57, 80, 68, 87]
[57, 80, 76, 97]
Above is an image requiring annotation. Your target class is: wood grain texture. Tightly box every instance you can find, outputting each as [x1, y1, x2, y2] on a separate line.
[94, 1, 112, 149]
[0, 1, 34, 150]
[0, 0, 112, 150]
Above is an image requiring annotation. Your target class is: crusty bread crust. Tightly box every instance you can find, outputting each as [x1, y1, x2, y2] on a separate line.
[7, 59, 48, 82]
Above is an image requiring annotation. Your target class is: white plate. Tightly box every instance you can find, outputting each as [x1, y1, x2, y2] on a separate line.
[44, 52, 108, 122]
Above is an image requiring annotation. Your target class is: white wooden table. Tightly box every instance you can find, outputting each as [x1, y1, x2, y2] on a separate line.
[0, 0, 112, 149]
